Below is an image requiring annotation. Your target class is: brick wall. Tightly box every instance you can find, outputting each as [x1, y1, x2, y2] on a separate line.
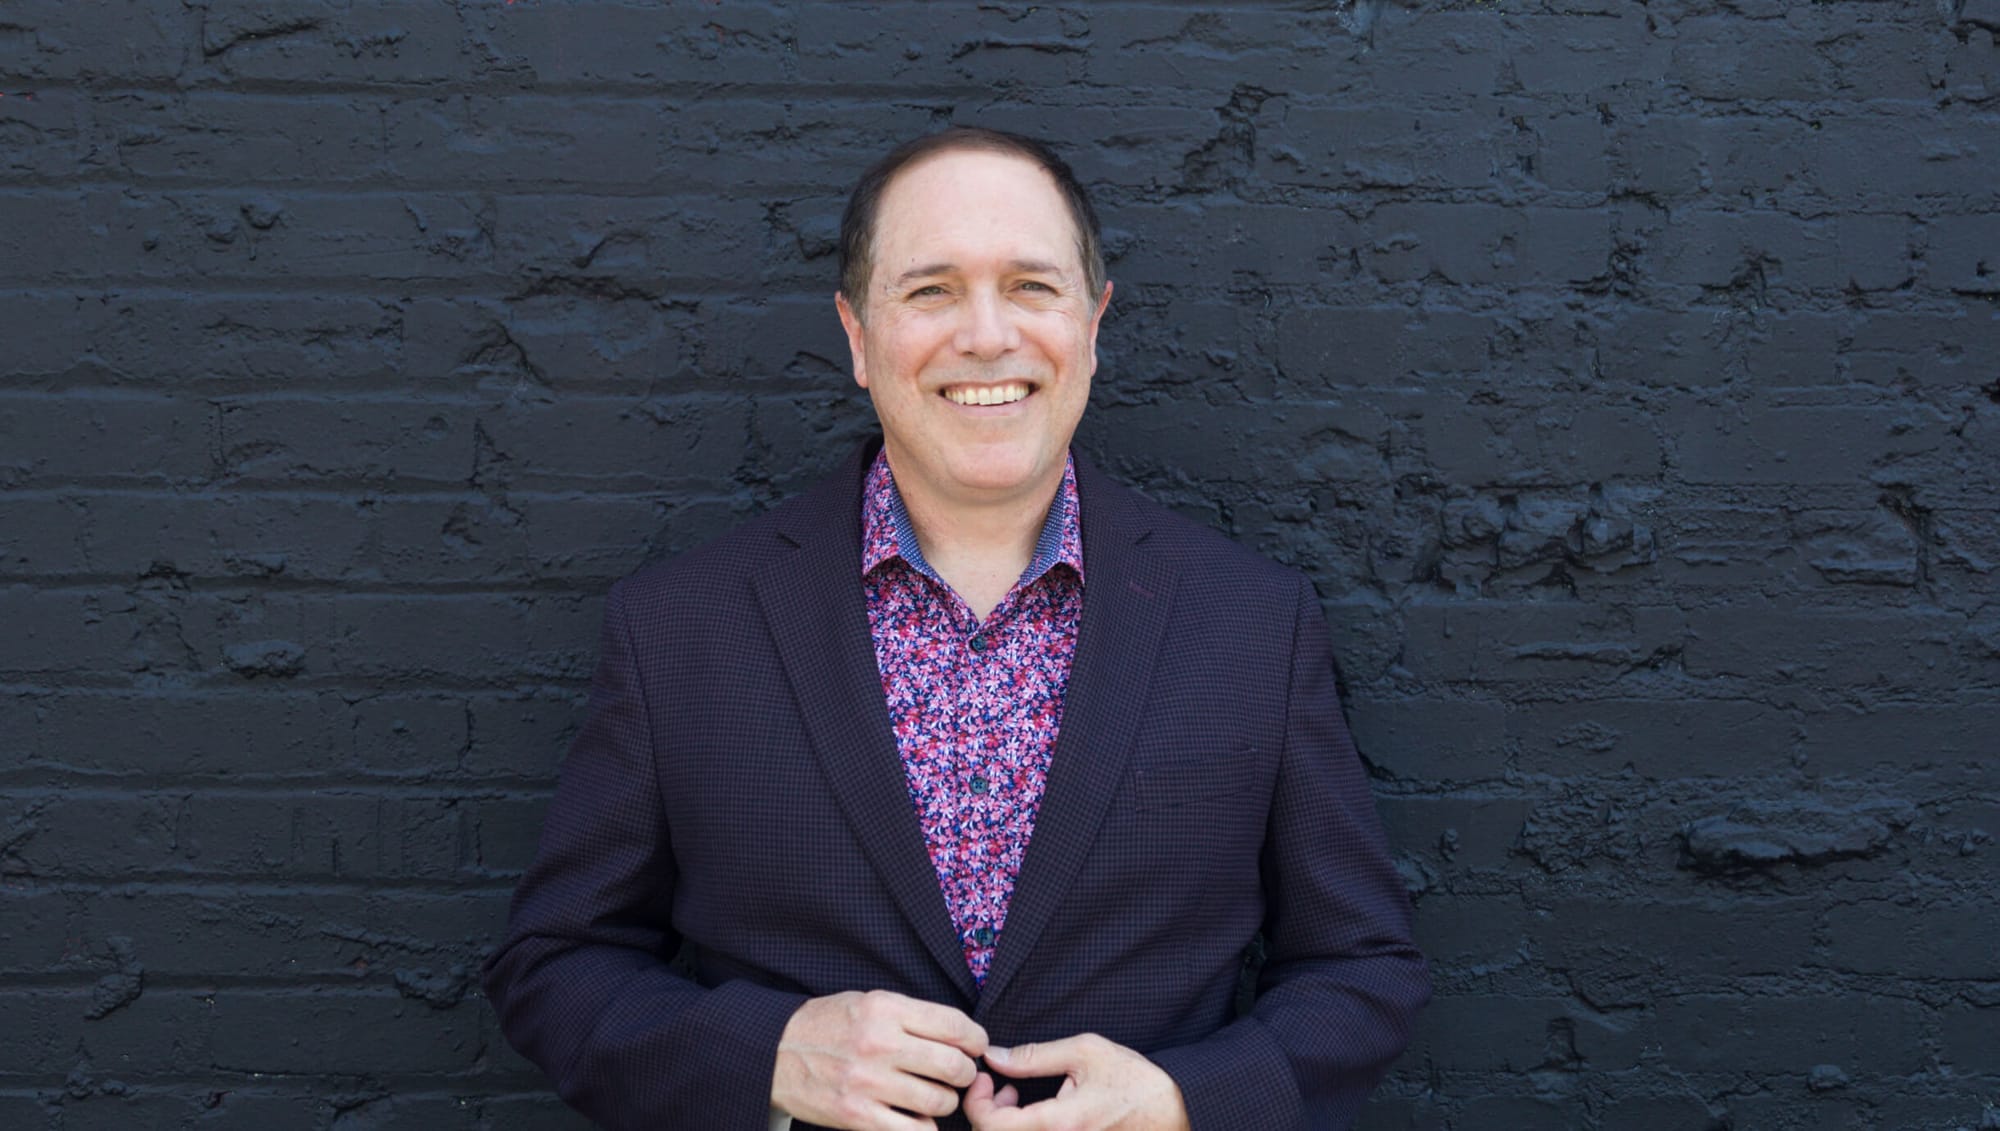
[2, 2, 1997, 1128]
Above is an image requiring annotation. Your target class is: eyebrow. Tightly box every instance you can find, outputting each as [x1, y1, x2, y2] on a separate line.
[891, 259, 1069, 287]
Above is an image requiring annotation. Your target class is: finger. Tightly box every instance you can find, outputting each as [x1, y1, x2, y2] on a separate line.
[895, 1035, 979, 1089]
[964, 1092, 1072, 1131]
[963, 1071, 997, 1120]
[897, 999, 989, 1056]
[994, 1082, 1020, 1108]
[983, 1034, 1098, 1081]
[876, 1069, 963, 1120]
[967, 1071, 995, 1104]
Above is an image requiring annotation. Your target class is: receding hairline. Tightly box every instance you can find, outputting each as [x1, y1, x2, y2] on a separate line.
[838, 128, 1106, 317]
[860, 149, 1087, 291]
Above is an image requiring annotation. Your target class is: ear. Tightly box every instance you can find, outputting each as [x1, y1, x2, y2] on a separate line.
[835, 290, 869, 389]
[1085, 279, 1113, 373]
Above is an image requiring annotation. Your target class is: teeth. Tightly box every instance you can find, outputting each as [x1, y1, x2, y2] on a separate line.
[944, 382, 1031, 406]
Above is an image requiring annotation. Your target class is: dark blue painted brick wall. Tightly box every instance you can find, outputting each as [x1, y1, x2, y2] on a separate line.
[2, 2, 1997, 1128]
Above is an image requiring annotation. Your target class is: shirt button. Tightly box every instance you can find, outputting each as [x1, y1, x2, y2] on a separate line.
[970, 776, 990, 795]
[969, 634, 990, 653]
[971, 926, 996, 947]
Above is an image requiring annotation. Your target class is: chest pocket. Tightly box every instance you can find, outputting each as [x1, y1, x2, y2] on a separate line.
[1129, 743, 1260, 811]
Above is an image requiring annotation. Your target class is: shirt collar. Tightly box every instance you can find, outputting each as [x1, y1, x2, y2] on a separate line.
[860, 449, 1085, 588]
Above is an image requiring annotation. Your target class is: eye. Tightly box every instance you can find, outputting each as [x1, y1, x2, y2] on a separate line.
[1018, 280, 1055, 293]
[908, 284, 947, 298]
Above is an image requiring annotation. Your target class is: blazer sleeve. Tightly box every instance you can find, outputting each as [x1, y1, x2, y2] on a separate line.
[480, 580, 809, 1131]
[1149, 574, 1430, 1131]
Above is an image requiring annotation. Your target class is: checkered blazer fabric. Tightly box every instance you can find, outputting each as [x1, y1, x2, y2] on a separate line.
[481, 439, 1430, 1131]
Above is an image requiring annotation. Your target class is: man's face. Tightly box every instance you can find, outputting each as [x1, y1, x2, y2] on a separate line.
[837, 149, 1110, 510]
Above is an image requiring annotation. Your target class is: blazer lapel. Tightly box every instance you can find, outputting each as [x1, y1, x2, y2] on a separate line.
[975, 457, 1178, 1018]
[751, 443, 979, 1006]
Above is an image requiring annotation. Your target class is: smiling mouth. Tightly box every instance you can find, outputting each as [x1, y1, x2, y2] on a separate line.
[942, 381, 1034, 407]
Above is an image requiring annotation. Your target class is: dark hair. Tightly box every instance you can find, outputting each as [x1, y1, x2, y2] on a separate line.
[837, 127, 1105, 317]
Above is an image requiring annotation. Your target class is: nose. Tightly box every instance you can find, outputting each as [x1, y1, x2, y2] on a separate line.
[953, 286, 1019, 360]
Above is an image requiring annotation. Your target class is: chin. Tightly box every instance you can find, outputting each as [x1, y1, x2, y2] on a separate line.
[949, 449, 1053, 495]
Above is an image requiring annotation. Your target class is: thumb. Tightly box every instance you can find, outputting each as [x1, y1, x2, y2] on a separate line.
[985, 1035, 1092, 1079]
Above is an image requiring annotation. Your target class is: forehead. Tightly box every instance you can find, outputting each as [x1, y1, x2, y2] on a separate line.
[869, 149, 1082, 277]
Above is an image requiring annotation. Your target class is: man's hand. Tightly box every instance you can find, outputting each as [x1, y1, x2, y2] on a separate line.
[962, 1033, 1189, 1131]
[772, 989, 989, 1131]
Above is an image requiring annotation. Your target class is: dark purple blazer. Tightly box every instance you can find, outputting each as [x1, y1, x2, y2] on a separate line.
[482, 440, 1428, 1130]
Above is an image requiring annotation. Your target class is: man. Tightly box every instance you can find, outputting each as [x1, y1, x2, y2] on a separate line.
[482, 128, 1428, 1131]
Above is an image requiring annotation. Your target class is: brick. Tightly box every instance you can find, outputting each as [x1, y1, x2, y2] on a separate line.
[796, 2, 1086, 87]
[76, 188, 498, 284]
[0, 490, 661, 587]
[473, 1, 798, 89]
[1419, 400, 1662, 486]
[1375, 795, 1535, 873]
[0, 392, 214, 486]
[1508, 699, 1800, 779]
[0, 192, 83, 281]
[322, 593, 600, 683]
[92, 91, 386, 185]
[218, 397, 474, 485]
[1254, 107, 1503, 193]
[1050, 7, 1369, 97]
[1823, 901, 2000, 979]
[0, 88, 83, 181]
[467, 796, 552, 877]
[207, 989, 482, 1075]
[1358, 12, 1510, 99]
[1361, 203, 1614, 287]
[462, 691, 585, 779]
[1110, 200, 1363, 287]
[0, 882, 506, 981]
[1669, 19, 1835, 101]
[1404, 994, 1609, 1072]
[405, 291, 699, 392]
[470, 394, 755, 491]
[1538, 898, 1818, 982]
[0, 0, 188, 83]
[1450, 1095, 1590, 1129]
[1091, 399, 1397, 488]
[0, 292, 406, 387]
[491, 194, 769, 291]
[1399, 601, 1686, 684]
[1672, 403, 1955, 486]
[194, 0, 476, 86]
[1941, 1005, 2000, 1073]
[1508, 11, 1669, 94]
[1276, 305, 1495, 389]
[1682, 607, 1964, 690]
[0, 587, 214, 679]
[476, 1091, 596, 1129]
[1347, 699, 1511, 782]
[3, 690, 356, 776]
[1648, 995, 1929, 1074]
[1928, 214, 2000, 296]
[2, 788, 507, 881]
[1410, 895, 1534, 971]
[1643, 208, 1839, 292]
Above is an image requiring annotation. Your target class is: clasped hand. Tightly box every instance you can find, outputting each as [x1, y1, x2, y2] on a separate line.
[772, 990, 1187, 1131]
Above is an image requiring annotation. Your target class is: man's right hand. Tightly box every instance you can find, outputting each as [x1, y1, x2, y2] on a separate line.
[772, 989, 989, 1130]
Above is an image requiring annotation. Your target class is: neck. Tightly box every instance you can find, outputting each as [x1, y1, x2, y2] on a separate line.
[888, 453, 1064, 623]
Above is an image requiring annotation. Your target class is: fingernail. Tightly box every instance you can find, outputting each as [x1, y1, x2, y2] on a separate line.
[986, 1045, 1011, 1065]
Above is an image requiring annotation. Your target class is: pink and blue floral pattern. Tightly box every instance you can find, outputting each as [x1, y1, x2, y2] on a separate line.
[861, 450, 1084, 983]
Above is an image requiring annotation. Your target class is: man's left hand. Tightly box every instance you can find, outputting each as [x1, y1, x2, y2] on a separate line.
[962, 1033, 1189, 1131]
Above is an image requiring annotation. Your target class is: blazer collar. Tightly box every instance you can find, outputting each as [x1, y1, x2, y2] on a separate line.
[751, 438, 1177, 1012]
